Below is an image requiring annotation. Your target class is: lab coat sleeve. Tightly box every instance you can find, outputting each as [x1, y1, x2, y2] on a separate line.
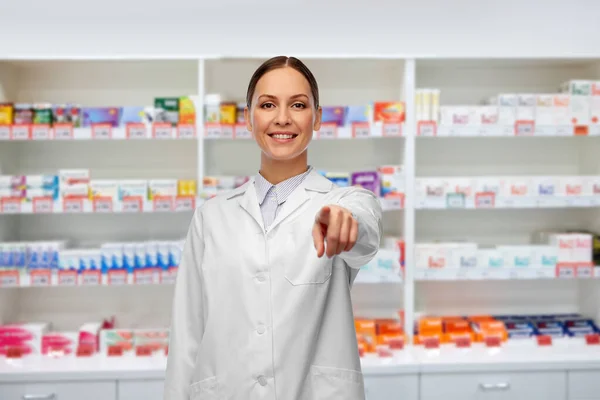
[164, 208, 205, 400]
[336, 186, 383, 269]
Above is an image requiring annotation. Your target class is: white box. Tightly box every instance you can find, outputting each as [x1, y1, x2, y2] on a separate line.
[416, 178, 448, 199]
[446, 177, 474, 200]
[531, 176, 558, 197]
[90, 180, 119, 200]
[148, 179, 178, 200]
[584, 176, 600, 196]
[549, 233, 592, 263]
[535, 94, 555, 125]
[561, 80, 591, 125]
[476, 106, 498, 125]
[477, 249, 504, 268]
[553, 95, 571, 125]
[590, 82, 600, 125]
[530, 245, 558, 268]
[118, 180, 148, 200]
[474, 177, 504, 196]
[557, 176, 584, 197]
[415, 243, 450, 269]
[497, 246, 533, 268]
[496, 94, 518, 125]
[449, 247, 479, 268]
[517, 94, 536, 121]
[503, 176, 532, 198]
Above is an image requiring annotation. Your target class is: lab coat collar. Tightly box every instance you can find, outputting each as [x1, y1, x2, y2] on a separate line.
[226, 169, 333, 232]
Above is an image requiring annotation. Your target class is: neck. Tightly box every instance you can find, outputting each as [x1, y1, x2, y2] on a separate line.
[259, 152, 309, 185]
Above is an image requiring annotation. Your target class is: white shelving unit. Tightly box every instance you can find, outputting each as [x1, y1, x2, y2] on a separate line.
[1, 56, 600, 400]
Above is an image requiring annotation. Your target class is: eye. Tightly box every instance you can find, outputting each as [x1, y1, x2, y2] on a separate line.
[260, 103, 275, 109]
[292, 103, 306, 109]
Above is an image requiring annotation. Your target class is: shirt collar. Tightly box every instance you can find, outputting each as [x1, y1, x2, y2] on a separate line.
[254, 166, 313, 205]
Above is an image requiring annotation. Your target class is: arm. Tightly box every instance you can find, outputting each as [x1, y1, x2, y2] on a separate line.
[337, 187, 383, 269]
[164, 208, 205, 400]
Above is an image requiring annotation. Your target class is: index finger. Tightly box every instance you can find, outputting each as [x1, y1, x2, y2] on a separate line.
[312, 221, 325, 258]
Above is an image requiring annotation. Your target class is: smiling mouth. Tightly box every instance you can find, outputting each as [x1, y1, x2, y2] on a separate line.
[268, 133, 299, 140]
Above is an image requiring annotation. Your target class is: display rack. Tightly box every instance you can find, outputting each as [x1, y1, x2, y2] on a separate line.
[1, 57, 600, 400]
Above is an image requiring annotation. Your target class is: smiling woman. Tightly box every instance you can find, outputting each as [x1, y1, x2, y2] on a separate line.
[164, 56, 383, 400]
[244, 56, 322, 185]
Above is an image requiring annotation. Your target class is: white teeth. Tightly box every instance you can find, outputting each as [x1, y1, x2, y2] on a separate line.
[272, 134, 294, 139]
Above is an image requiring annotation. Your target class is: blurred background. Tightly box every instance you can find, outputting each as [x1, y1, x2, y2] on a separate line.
[1, 1, 600, 399]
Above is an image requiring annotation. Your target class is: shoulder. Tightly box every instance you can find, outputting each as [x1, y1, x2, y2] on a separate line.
[196, 179, 253, 215]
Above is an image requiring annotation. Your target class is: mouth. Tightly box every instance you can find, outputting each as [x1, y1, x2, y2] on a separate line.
[267, 132, 299, 142]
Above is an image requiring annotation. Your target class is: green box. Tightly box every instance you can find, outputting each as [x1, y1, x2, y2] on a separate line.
[154, 97, 180, 126]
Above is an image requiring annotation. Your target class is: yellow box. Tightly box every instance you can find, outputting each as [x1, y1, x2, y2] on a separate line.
[177, 180, 197, 196]
[179, 97, 196, 125]
[0, 103, 13, 124]
[220, 103, 237, 125]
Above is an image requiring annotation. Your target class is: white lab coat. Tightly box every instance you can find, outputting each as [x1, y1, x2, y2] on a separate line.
[164, 169, 383, 400]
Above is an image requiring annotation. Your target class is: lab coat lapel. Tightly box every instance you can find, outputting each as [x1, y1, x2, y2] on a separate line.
[267, 170, 333, 233]
[236, 180, 265, 232]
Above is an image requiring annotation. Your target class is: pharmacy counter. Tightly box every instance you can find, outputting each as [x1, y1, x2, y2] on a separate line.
[1, 343, 600, 400]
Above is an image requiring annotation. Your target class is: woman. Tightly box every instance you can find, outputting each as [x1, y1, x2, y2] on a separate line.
[164, 56, 383, 400]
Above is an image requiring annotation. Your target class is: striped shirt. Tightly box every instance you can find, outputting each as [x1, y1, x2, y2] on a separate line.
[254, 167, 313, 230]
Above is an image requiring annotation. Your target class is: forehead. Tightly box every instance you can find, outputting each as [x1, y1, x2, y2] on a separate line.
[254, 67, 312, 98]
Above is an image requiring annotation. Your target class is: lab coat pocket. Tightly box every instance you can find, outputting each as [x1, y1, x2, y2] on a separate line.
[311, 365, 365, 400]
[189, 376, 222, 400]
[284, 232, 332, 285]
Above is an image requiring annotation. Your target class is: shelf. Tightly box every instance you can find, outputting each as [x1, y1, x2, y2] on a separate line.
[2, 339, 600, 382]
[0, 250, 402, 289]
[0, 125, 195, 141]
[417, 123, 600, 138]
[416, 195, 600, 210]
[205, 123, 404, 140]
[0, 197, 197, 215]
[414, 266, 600, 281]
[0, 196, 403, 215]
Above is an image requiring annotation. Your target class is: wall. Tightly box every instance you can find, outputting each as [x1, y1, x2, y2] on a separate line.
[1, 1, 600, 58]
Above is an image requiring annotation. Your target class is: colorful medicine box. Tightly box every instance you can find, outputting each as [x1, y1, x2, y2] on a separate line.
[321, 106, 346, 127]
[82, 107, 121, 128]
[373, 102, 405, 123]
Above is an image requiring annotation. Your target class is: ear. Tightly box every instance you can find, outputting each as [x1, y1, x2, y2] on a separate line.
[244, 106, 252, 132]
[313, 106, 322, 132]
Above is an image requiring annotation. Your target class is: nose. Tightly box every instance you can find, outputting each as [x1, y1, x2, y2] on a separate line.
[274, 107, 291, 126]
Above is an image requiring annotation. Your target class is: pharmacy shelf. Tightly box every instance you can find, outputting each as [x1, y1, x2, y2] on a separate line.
[0, 123, 406, 141]
[417, 123, 600, 138]
[414, 266, 600, 281]
[2, 339, 600, 383]
[0, 197, 198, 214]
[204, 123, 404, 140]
[0, 196, 403, 215]
[416, 195, 600, 210]
[0, 125, 195, 141]
[0, 250, 402, 289]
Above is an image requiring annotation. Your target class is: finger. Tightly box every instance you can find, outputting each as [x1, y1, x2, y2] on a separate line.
[317, 206, 331, 225]
[312, 221, 325, 257]
[326, 210, 342, 258]
[346, 218, 358, 252]
[337, 214, 351, 255]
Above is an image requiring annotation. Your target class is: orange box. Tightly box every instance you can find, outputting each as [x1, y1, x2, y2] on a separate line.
[373, 102, 405, 123]
[414, 332, 445, 345]
[444, 319, 471, 333]
[418, 317, 443, 335]
[444, 331, 475, 344]
[375, 319, 403, 335]
[468, 315, 494, 322]
[473, 321, 508, 342]
[376, 332, 405, 346]
[355, 319, 376, 353]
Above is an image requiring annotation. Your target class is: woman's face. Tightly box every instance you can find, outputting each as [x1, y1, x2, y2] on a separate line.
[245, 67, 321, 161]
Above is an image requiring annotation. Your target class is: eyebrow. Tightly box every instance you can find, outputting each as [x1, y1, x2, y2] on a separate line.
[258, 94, 310, 101]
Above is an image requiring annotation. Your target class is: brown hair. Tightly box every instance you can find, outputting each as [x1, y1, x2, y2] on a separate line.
[246, 56, 320, 109]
